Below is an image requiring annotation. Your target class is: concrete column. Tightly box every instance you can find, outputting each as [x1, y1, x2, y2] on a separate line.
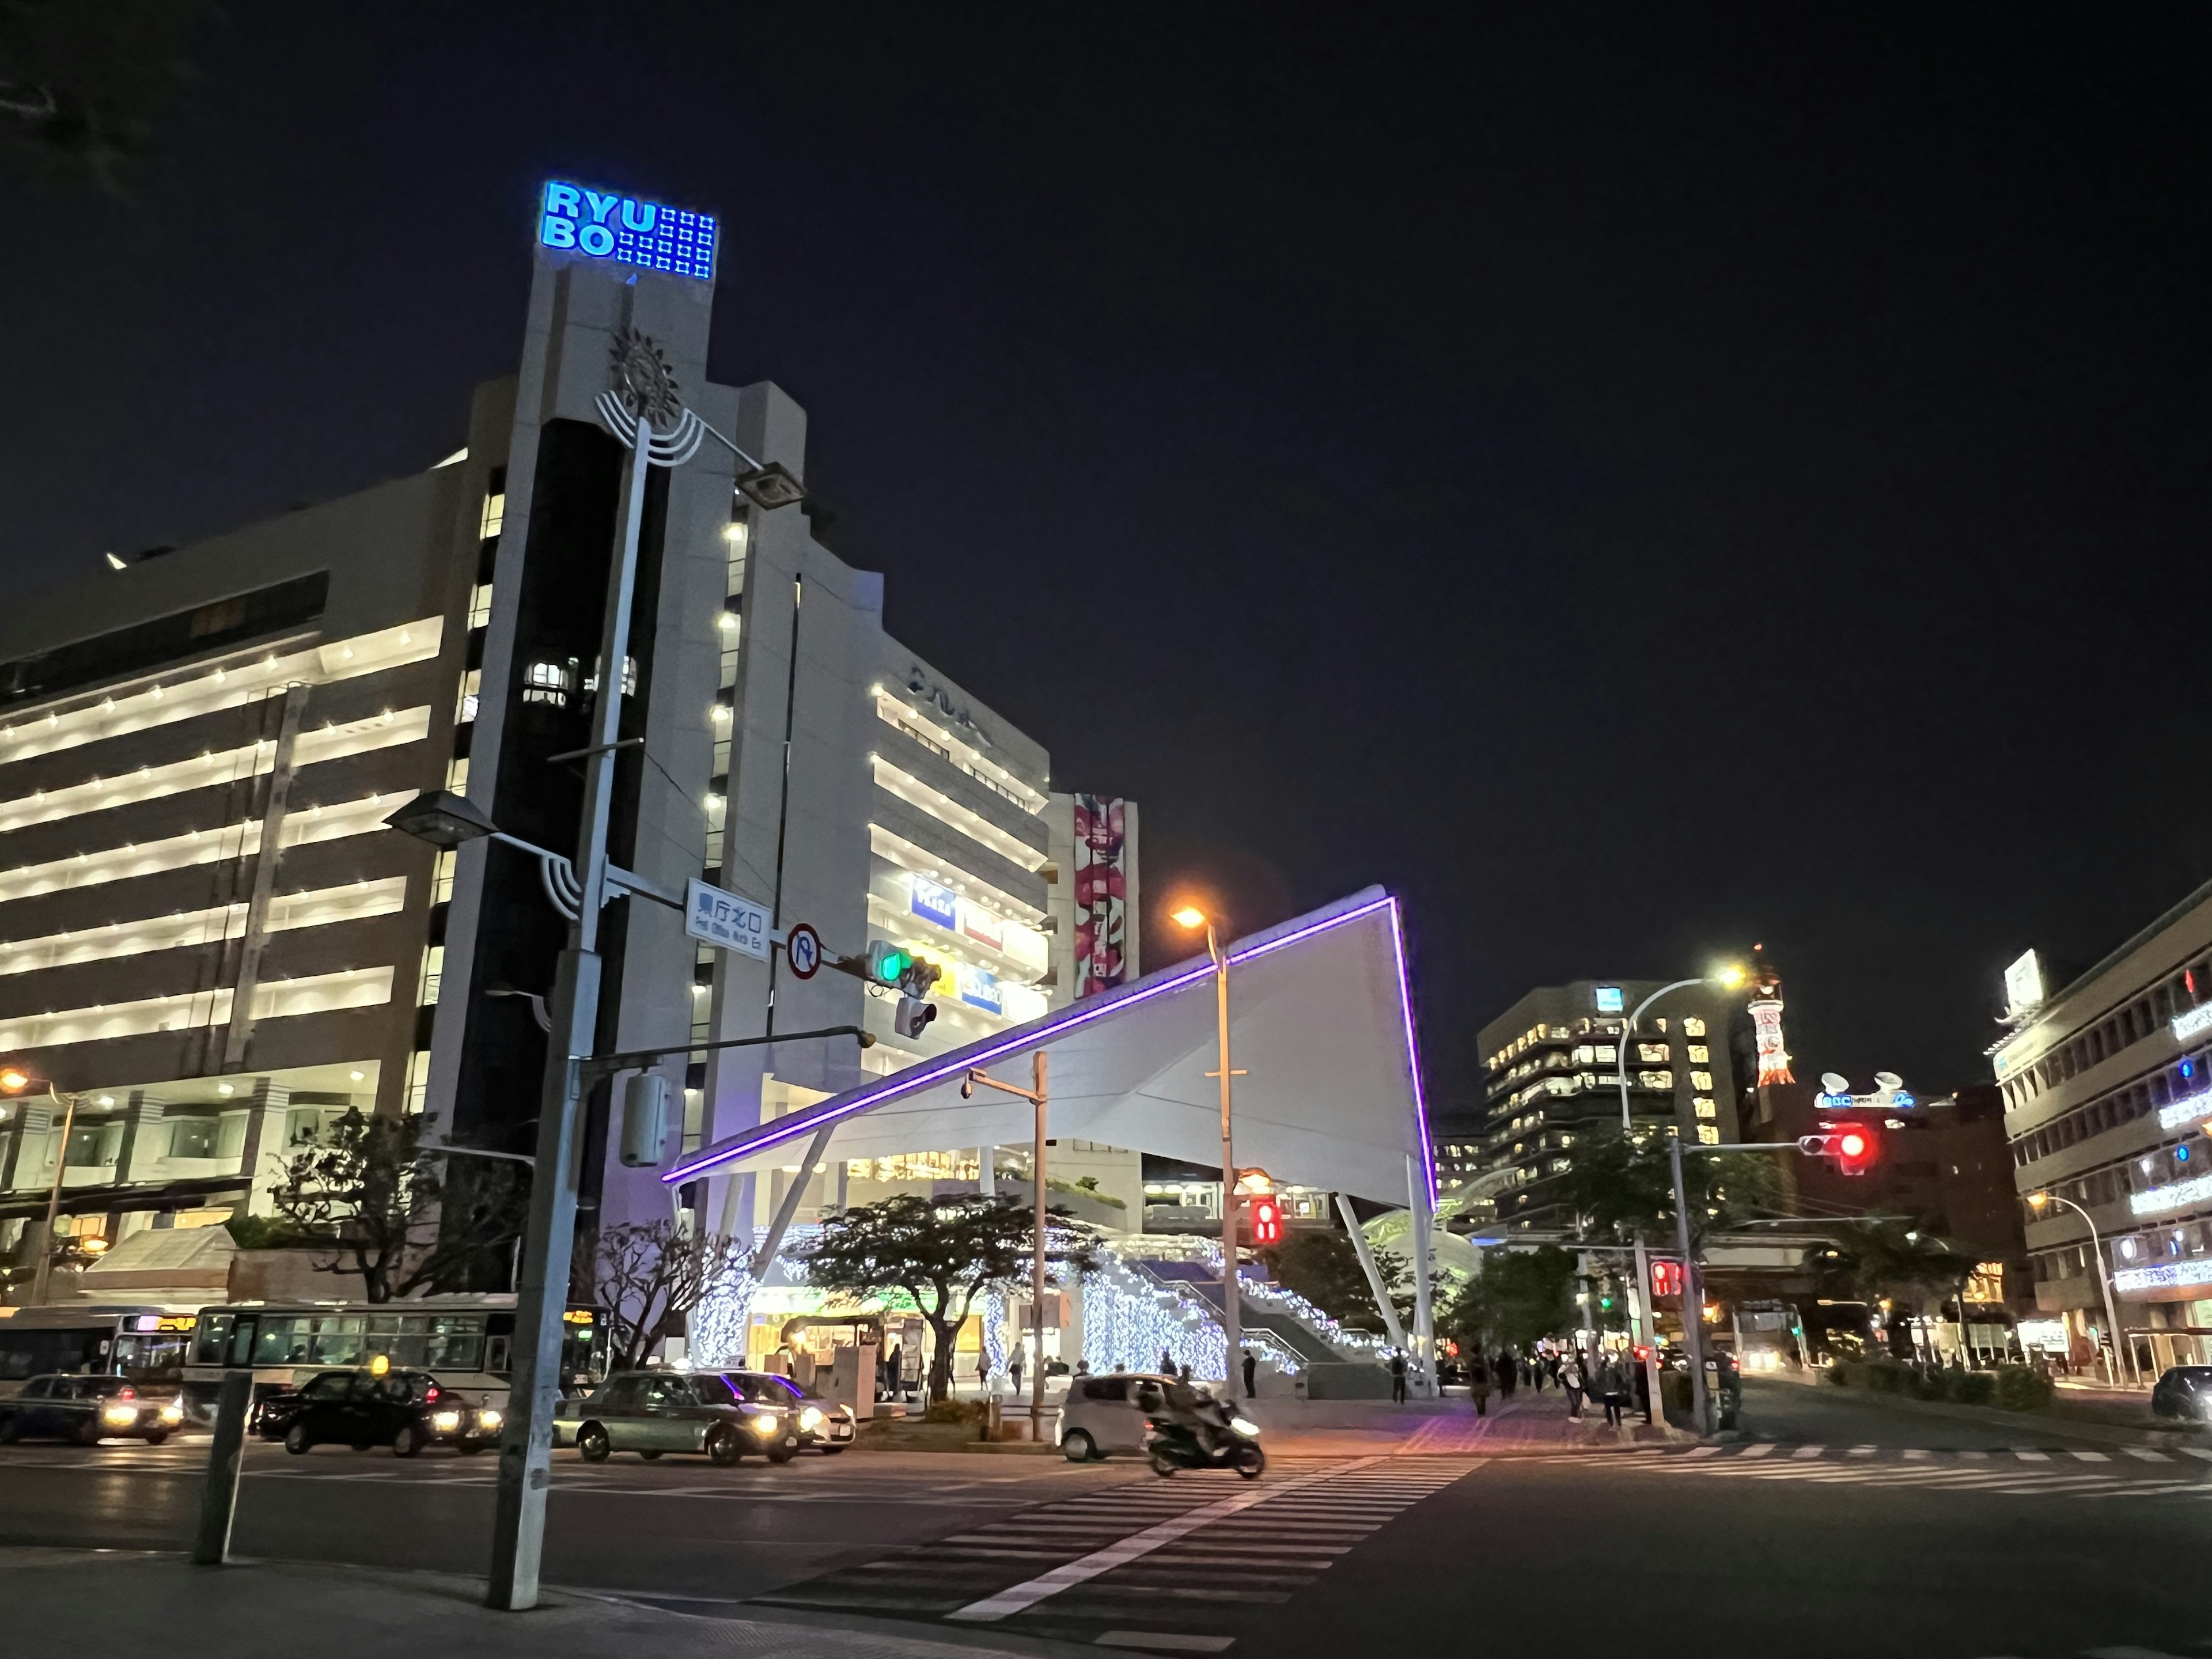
[978, 1147, 994, 1196]
[113, 1091, 164, 1185]
[0, 1102, 54, 1192]
[235, 1080, 291, 1215]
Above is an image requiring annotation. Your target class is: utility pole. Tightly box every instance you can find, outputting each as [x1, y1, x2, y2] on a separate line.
[1669, 1132, 1712, 1435]
[964, 1055, 1052, 1438]
[485, 406, 654, 1612]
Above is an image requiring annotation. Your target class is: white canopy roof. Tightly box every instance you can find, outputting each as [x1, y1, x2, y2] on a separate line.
[664, 887, 1435, 1209]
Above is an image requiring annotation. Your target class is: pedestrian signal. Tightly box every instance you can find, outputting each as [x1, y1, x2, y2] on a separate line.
[1249, 1194, 1284, 1247]
[1650, 1259, 1684, 1298]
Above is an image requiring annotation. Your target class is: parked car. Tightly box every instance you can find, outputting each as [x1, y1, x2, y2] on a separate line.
[554, 1370, 805, 1464]
[256, 1366, 501, 1456]
[0, 1374, 184, 1445]
[1059, 1372, 1183, 1462]
[2152, 1365, 2212, 1422]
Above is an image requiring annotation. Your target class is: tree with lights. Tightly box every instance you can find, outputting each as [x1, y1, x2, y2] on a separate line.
[798, 1194, 1099, 1404]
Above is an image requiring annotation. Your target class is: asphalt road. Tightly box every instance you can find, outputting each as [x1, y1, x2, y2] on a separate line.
[4, 1399, 2206, 1659]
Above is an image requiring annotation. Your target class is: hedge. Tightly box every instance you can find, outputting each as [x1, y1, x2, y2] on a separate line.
[1825, 1358, 2049, 1411]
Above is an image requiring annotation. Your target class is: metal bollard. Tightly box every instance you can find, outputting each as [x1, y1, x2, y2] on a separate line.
[192, 1370, 253, 1566]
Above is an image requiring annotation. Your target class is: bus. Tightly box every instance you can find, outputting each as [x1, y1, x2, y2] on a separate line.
[0, 1304, 202, 1397]
[182, 1295, 607, 1412]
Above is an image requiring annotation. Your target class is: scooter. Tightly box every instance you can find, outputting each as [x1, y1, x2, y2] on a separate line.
[1144, 1405, 1266, 1479]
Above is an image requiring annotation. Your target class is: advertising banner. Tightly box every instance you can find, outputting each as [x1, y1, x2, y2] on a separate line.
[1073, 795, 1130, 998]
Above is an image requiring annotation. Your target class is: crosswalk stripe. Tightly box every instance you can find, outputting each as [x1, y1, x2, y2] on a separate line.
[2012, 1449, 2050, 1461]
[1685, 1446, 1723, 1459]
[946, 1457, 1407, 1623]
[2071, 1450, 2112, 1462]
[1791, 1446, 1825, 1460]
[2126, 1449, 2173, 1462]
[1740, 1444, 1777, 1459]
[1903, 1449, 1931, 1461]
[1847, 1445, 1877, 1457]
[2180, 1448, 2212, 1463]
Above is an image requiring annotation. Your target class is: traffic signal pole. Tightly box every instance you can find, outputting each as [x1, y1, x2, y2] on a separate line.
[1668, 1134, 1713, 1435]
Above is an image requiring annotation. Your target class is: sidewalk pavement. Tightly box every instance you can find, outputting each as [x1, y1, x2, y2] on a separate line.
[1252, 1390, 1679, 1455]
[0, 1548, 1003, 1659]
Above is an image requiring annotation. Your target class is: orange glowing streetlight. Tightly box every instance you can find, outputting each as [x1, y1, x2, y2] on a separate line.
[1172, 900, 1249, 1397]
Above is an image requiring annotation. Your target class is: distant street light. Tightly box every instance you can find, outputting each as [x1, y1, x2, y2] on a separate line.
[1173, 902, 1249, 1398]
[2028, 1191, 2136, 1387]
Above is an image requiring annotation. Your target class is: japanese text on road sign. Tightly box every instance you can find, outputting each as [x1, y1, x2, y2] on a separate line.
[684, 877, 771, 960]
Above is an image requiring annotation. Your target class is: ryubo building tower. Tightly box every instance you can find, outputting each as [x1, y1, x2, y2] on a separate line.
[0, 180, 1137, 1279]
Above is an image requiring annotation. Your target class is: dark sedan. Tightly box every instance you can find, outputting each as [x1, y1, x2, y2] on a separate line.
[256, 1366, 501, 1456]
[0, 1374, 184, 1445]
[2152, 1365, 2212, 1422]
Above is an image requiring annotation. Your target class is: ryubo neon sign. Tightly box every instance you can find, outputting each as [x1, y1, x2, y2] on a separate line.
[539, 181, 718, 282]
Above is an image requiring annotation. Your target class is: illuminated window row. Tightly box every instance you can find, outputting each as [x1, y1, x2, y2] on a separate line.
[0, 619, 443, 771]
[868, 823, 1043, 927]
[0, 794, 397, 907]
[0, 965, 394, 1052]
[870, 691, 1046, 814]
[0, 706, 431, 835]
[870, 757, 1046, 874]
[0, 877, 407, 975]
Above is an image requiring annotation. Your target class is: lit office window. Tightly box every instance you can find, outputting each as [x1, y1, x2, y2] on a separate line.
[419, 945, 445, 1007]
[1694, 1097, 1718, 1119]
[480, 490, 505, 539]
[1696, 1124, 1721, 1145]
[1690, 1070, 1714, 1091]
[468, 583, 495, 629]
[433, 849, 457, 904]
[1686, 1044, 1710, 1064]
[1681, 1017, 1707, 1037]
[406, 1050, 433, 1113]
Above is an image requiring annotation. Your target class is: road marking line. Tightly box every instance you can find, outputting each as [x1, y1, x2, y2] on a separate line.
[2127, 1449, 2173, 1462]
[2011, 1449, 2050, 1461]
[1685, 1446, 1723, 1459]
[2180, 1448, 2212, 1463]
[1739, 1444, 1777, 1459]
[1847, 1446, 1877, 1457]
[1791, 1446, 1825, 1460]
[1094, 1634, 1236, 1653]
[1903, 1449, 1931, 1461]
[946, 1457, 1422, 1623]
[2071, 1450, 2112, 1463]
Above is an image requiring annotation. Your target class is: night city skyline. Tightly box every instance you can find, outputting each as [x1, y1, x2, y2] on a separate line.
[10, 6, 2212, 1104]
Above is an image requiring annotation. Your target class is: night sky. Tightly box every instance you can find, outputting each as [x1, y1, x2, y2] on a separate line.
[8, 7, 2212, 1111]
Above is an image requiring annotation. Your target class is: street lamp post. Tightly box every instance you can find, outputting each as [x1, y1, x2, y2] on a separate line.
[2029, 1191, 2135, 1388]
[1612, 969, 1742, 1430]
[963, 1054, 1051, 1439]
[1173, 906, 1247, 1397]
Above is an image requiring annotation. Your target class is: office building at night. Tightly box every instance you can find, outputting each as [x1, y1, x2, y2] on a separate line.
[1474, 978, 1744, 1232]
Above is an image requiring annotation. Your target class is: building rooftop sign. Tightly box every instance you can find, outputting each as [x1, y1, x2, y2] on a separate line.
[539, 181, 717, 282]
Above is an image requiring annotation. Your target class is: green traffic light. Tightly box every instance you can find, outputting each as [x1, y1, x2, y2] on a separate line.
[876, 946, 911, 983]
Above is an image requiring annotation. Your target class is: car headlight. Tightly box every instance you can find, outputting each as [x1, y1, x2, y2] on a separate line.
[101, 1404, 139, 1426]
[431, 1410, 463, 1433]
[798, 1407, 825, 1432]
[477, 1408, 502, 1430]
[1229, 1416, 1262, 1437]
[748, 1412, 778, 1437]
[160, 1402, 183, 1423]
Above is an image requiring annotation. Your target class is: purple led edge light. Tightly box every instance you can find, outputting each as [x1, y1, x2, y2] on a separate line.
[1385, 896, 1438, 1209]
[662, 886, 1420, 1189]
[661, 955, 1220, 1184]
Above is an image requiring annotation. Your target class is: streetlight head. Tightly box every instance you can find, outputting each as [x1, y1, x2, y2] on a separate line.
[0, 1066, 30, 1094]
[2028, 1192, 2049, 1208]
[1714, 964, 1747, 989]
[735, 460, 805, 511]
[384, 789, 499, 851]
[1171, 906, 1207, 930]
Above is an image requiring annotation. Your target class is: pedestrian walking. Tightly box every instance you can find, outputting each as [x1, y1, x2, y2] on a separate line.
[1009, 1341, 1027, 1397]
[1390, 1349, 1408, 1404]
[1469, 1354, 1490, 1416]
[1161, 1347, 1176, 1376]
[1243, 1350, 1258, 1398]
[1562, 1354, 1586, 1421]
[1497, 1351, 1517, 1398]
[1599, 1352, 1625, 1427]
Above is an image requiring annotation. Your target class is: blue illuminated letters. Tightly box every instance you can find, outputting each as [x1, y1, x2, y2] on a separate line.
[539, 180, 717, 281]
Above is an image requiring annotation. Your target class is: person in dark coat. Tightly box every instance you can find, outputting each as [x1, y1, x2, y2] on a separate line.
[1243, 1351, 1258, 1398]
[1468, 1353, 1490, 1416]
[1389, 1350, 1408, 1404]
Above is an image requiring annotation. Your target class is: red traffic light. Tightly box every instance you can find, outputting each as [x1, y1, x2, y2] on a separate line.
[1250, 1195, 1285, 1247]
[1798, 1123, 1881, 1176]
[1651, 1259, 1685, 1298]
